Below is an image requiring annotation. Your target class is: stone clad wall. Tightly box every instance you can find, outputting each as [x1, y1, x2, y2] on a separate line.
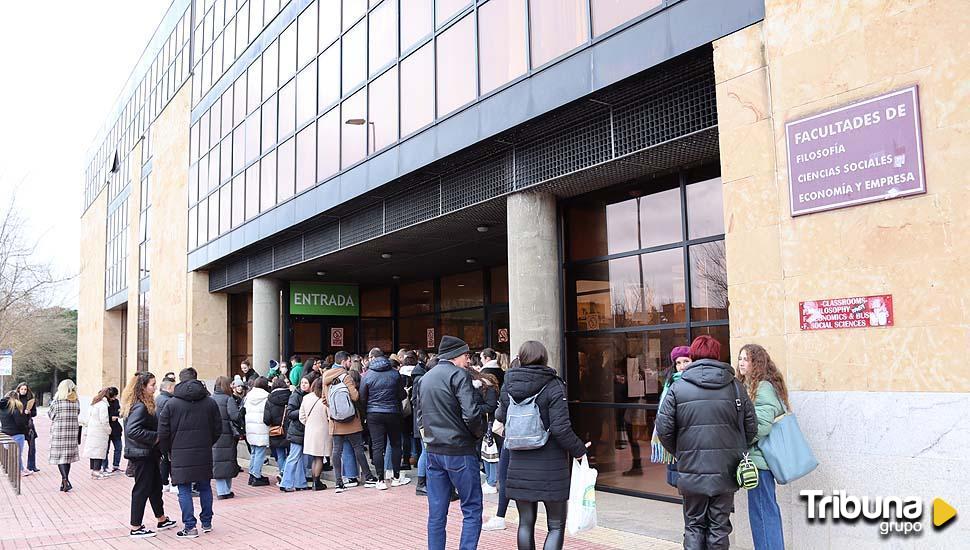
[714, 1, 969, 547]
[76, 194, 108, 399]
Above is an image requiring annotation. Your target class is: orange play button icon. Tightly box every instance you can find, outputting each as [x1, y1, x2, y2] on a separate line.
[933, 498, 956, 527]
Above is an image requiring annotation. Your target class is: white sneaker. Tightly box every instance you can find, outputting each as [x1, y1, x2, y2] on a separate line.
[481, 482, 497, 495]
[482, 516, 507, 531]
[375, 480, 388, 491]
[22, 470, 32, 477]
[168, 485, 180, 493]
[392, 475, 411, 487]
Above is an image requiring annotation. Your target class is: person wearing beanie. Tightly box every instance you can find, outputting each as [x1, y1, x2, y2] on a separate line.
[647, 346, 692, 482]
[655, 336, 757, 549]
[418, 335, 486, 550]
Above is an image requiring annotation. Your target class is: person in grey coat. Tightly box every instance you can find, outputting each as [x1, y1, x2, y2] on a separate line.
[211, 376, 241, 499]
[656, 336, 757, 550]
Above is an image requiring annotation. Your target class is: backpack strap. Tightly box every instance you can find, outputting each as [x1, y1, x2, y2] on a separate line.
[732, 381, 746, 445]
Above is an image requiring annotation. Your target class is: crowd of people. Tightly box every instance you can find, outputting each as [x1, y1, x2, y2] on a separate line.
[0, 332, 793, 549]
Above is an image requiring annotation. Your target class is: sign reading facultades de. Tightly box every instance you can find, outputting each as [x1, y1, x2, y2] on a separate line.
[786, 86, 925, 216]
[289, 283, 359, 316]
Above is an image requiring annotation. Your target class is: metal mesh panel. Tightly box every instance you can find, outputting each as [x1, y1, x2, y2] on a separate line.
[441, 151, 513, 213]
[249, 248, 274, 277]
[514, 109, 612, 190]
[339, 204, 383, 247]
[208, 265, 228, 292]
[226, 259, 249, 286]
[613, 66, 716, 157]
[304, 222, 339, 259]
[274, 237, 303, 269]
[385, 180, 440, 233]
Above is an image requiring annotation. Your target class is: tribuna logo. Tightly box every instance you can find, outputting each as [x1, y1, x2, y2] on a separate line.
[800, 490, 924, 536]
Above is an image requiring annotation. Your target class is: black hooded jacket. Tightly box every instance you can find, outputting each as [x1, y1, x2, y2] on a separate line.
[158, 379, 222, 485]
[123, 401, 158, 460]
[495, 363, 586, 503]
[286, 388, 307, 446]
[655, 358, 757, 497]
[417, 360, 484, 456]
[0, 397, 29, 436]
[410, 362, 427, 434]
[211, 387, 241, 479]
[264, 387, 292, 448]
[359, 357, 405, 415]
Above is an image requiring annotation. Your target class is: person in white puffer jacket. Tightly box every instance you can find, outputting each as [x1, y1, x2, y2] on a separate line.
[83, 388, 113, 479]
[243, 377, 271, 485]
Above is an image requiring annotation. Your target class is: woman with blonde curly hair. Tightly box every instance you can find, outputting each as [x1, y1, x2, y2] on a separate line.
[737, 344, 789, 550]
[122, 372, 176, 538]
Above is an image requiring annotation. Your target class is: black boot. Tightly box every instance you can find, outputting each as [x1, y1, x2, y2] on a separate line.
[415, 476, 427, 496]
[312, 476, 327, 491]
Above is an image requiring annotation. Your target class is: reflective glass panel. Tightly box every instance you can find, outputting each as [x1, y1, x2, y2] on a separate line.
[247, 58, 262, 113]
[219, 184, 231, 235]
[342, 20, 366, 94]
[400, 42, 434, 135]
[296, 60, 317, 125]
[529, 0, 588, 67]
[400, 0, 432, 52]
[361, 287, 392, 317]
[435, 14, 475, 116]
[245, 163, 260, 219]
[279, 22, 297, 80]
[490, 265, 509, 303]
[317, 106, 340, 180]
[260, 148, 276, 210]
[435, 0, 469, 27]
[318, 43, 340, 109]
[297, 1, 318, 68]
[340, 87, 367, 167]
[369, 0, 397, 76]
[319, 0, 340, 48]
[277, 136, 295, 201]
[368, 66, 398, 153]
[686, 174, 724, 239]
[441, 271, 484, 310]
[245, 109, 260, 164]
[399, 279, 434, 316]
[262, 40, 278, 100]
[441, 309, 485, 349]
[296, 122, 316, 193]
[591, 0, 661, 37]
[262, 95, 277, 152]
[343, 0, 367, 30]
[278, 79, 296, 138]
[689, 241, 728, 322]
[399, 315, 437, 351]
[478, 0, 527, 94]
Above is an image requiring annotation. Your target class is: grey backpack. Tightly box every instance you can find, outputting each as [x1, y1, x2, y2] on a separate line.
[504, 382, 552, 451]
[327, 374, 356, 423]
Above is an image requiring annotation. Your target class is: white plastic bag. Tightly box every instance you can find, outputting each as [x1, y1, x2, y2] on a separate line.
[566, 455, 598, 535]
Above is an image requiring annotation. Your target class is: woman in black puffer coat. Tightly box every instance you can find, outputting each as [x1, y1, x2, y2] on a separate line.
[122, 372, 176, 538]
[495, 341, 587, 550]
[264, 377, 292, 469]
[211, 376, 241, 499]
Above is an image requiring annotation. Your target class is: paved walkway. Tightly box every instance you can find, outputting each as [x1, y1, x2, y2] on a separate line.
[0, 413, 677, 549]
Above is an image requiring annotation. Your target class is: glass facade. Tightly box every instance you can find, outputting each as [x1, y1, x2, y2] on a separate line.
[563, 164, 727, 499]
[188, 0, 660, 251]
[105, 200, 129, 298]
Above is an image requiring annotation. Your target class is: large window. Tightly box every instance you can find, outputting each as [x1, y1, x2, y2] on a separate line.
[435, 14, 476, 116]
[563, 164, 727, 500]
[529, 0, 588, 67]
[478, 0, 528, 94]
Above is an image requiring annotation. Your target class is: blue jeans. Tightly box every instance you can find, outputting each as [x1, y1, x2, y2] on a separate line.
[426, 452, 483, 550]
[417, 440, 428, 477]
[272, 445, 288, 469]
[103, 435, 122, 469]
[749, 469, 785, 550]
[248, 445, 268, 477]
[384, 439, 394, 473]
[11, 434, 25, 472]
[342, 440, 358, 478]
[214, 478, 232, 496]
[280, 443, 306, 489]
[26, 433, 36, 471]
[177, 481, 213, 530]
[483, 460, 497, 486]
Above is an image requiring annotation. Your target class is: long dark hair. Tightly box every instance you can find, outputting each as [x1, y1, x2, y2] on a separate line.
[214, 376, 232, 395]
[120, 372, 156, 417]
[15, 382, 33, 401]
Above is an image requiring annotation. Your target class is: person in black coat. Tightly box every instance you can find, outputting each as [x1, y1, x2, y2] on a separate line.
[14, 383, 39, 472]
[278, 373, 314, 491]
[103, 387, 123, 474]
[359, 349, 407, 485]
[154, 377, 176, 489]
[157, 368, 222, 536]
[122, 372, 176, 538]
[264, 377, 292, 469]
[655, 336, 757, 550]
[494, 341, 586, 550]
[211, 376, 241, 499]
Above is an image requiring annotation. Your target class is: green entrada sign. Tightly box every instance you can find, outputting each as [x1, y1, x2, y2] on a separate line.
[289, 283, 359, 316]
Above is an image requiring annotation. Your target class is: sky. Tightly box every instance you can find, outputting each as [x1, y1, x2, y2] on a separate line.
[0, 0, 173, 309]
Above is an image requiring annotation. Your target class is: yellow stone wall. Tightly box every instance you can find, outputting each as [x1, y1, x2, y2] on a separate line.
[77, 83, 230, 392]
[715, 0, 970, 393]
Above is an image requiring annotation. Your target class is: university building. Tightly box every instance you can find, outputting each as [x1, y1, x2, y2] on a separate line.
[78, 0, 968, 545]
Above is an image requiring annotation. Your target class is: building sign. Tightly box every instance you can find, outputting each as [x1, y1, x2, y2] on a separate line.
[426, 328, 435, 349]
[786, 86, 925, 216]
[330, 327, 344, 347]
[799, 295, 893, 331]
[289, 283, 359, 316]
[0, 349, 12, 376]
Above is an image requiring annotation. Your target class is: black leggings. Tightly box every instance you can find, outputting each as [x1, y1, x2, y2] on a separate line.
[515, 500, 567, 550]
[90, 458, 104, 471]
[57, 463, 72, 480]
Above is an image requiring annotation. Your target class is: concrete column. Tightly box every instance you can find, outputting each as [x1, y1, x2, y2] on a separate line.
[506, 191, 563, 373]
[252, 277, 282, 376]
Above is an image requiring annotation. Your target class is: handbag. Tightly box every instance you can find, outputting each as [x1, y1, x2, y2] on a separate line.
[733, 381, 759, 490]
[481, 431, 499, 463]
[269, 406, 287, 438]
[757, 407, 818, 484]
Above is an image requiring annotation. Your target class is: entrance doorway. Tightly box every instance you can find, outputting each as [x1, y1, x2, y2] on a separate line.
[289, 316, 357, 361]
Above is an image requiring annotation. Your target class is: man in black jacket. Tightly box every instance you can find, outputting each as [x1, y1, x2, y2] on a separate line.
[656, 336, 757, 550]
[418, 335, 485, 550]
[158, 368, 222, 539]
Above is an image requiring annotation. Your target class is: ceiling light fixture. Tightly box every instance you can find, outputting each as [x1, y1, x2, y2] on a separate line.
[316, 271, 327, 276]
[381, 252, 393, 259]
[465, 258, 477, 264]
[476, 225, 489, 233]
[392, 275, 400, 280]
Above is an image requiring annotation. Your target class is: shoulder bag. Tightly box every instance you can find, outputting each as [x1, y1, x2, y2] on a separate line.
[757, 403, 819, 484]
[269, 406, 287, 438]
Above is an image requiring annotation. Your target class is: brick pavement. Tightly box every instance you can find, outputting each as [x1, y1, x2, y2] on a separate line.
[0, 413, 676, 550]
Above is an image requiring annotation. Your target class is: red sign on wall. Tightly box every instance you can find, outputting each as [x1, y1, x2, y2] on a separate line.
[426, 328, 435, 349]
[799, 295, 893, 331]
[330, 327, 344, 347]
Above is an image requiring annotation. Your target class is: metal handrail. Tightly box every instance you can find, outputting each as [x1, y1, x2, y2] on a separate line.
[0, 433, 21, 495]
